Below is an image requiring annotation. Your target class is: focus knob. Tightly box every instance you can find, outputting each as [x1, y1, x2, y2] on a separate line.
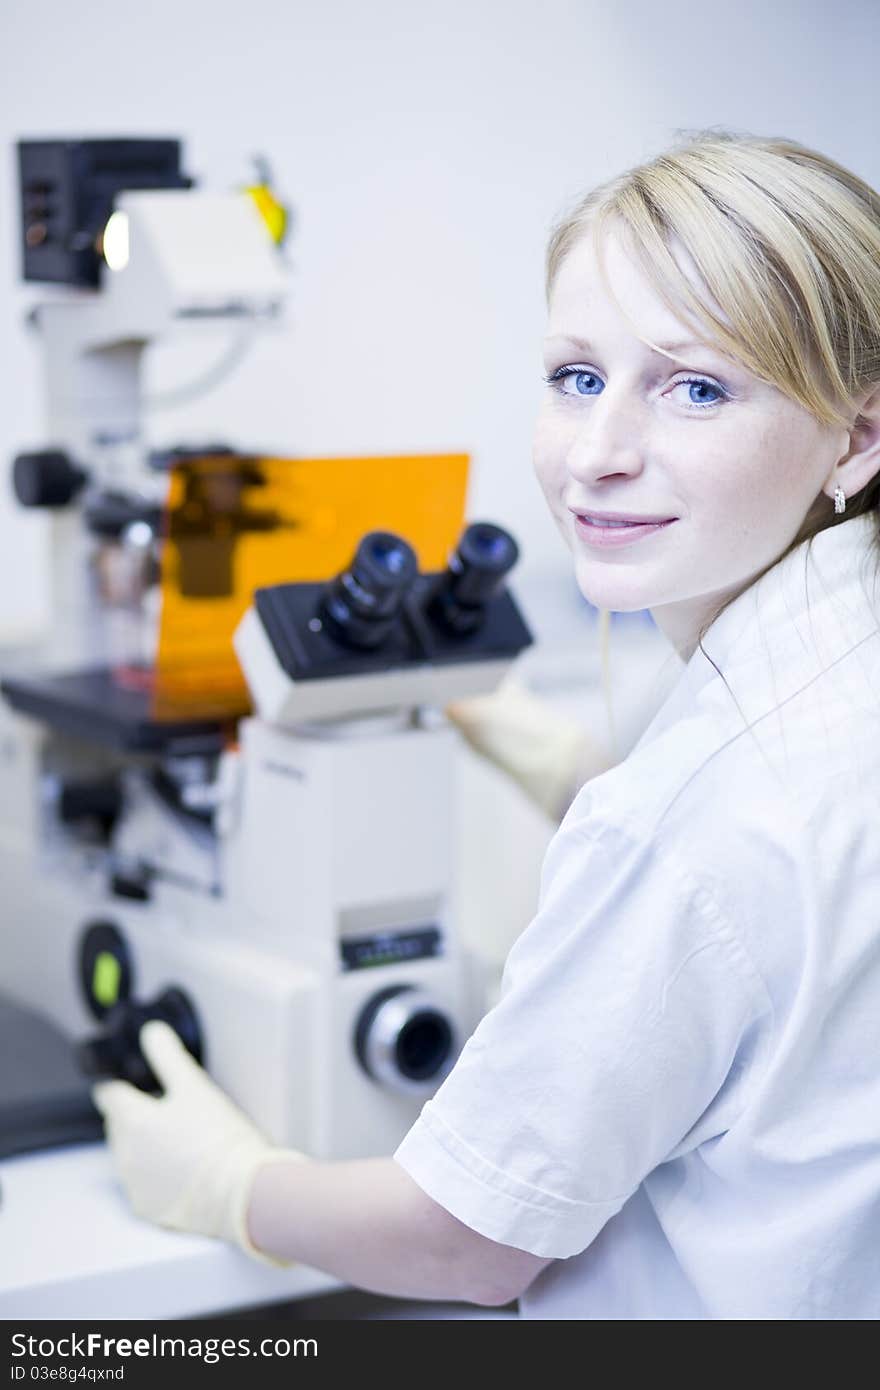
[13, 450, 87, 508]
[57, 775, 123, 838]
[77, 987, 203, 1092]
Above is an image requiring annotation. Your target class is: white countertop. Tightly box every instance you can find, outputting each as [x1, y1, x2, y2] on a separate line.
[0, 1142, 338, 1319]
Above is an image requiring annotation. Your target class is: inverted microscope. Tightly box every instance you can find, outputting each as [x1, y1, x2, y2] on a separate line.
[0, 138, 533, 1163]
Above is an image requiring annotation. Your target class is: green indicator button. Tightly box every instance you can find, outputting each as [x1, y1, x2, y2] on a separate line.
[92, 951, 122, 1008]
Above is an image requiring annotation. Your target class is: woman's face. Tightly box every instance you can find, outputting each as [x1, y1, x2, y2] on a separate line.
[533, 224, 848, 658]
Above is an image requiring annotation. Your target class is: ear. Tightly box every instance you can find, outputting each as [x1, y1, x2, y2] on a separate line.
[823, 382, 880, 504]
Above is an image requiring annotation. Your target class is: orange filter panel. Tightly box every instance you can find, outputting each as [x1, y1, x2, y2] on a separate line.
[153, 452, 470, 718]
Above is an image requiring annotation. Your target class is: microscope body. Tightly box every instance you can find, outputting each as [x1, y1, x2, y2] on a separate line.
[0, 699, 488, 1157]
[0, 537, 530, 1161]
[1, 138, 532, 1162]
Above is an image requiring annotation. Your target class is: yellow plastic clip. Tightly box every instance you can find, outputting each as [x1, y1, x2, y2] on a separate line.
[244, 156, 290, 247]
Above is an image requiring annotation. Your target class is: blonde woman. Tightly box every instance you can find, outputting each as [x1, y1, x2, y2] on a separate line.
[94, 133, 880, 1320]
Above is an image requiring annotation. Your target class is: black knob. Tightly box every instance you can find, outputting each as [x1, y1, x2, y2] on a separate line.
[109, 863, 153, 903]
[77, 987, 203, 1092]
[12, 450, 87, 508]
[58, 776, 123, 839]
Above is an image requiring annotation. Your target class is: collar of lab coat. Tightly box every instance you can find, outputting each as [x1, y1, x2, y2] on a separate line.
[682, 512, 880, 730]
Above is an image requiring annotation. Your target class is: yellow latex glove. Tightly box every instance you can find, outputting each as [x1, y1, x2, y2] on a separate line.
[92, 1020, 303, 1266]
[445, 677, 615, 822]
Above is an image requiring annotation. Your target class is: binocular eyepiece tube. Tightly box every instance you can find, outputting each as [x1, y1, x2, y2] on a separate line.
[318, 521, 519, 650]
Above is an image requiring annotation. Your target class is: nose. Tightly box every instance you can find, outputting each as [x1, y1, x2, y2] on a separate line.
[564, 384, 646, 486]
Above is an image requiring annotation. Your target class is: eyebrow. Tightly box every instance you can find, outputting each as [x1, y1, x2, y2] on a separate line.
[544, 333, 721, 359]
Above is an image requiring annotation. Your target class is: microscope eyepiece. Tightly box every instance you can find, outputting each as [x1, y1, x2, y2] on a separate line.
[319, 530, 418, 649]
[427, 521, 519, 635]
[365, 534, 412, 578]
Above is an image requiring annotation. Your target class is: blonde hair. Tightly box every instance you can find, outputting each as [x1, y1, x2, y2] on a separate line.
[545, 131, 880, 749]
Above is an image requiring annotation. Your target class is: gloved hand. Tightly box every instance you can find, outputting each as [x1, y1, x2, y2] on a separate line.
[444, 676, 616, 823]
[92, 1020, 303, 1266]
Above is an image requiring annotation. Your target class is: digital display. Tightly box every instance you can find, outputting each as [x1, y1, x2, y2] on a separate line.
[340, 926, 442, 971]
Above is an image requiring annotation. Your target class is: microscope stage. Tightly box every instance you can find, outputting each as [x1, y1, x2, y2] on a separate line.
[0, 666, 242, 754]
[0, 991, 103, 1159]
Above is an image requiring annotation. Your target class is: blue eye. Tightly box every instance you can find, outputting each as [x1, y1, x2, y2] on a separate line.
[678, 378, 725, 407]
[544, 367, 604, 397]
[543, 366, 729, 409]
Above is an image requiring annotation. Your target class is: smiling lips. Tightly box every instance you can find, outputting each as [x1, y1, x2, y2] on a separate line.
[573, 509, 677, 525]
[573, 513, 677, 547]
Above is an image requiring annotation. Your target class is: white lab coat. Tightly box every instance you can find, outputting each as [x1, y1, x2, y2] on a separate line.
[394, 511, 880, 1319]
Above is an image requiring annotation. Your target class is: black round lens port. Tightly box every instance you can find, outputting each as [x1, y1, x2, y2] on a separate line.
[354, 985, 457, 1094]
[395, 1010, 453, 1082]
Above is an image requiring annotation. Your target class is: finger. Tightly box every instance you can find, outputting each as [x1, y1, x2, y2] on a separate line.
[444, 698, 486, 729]
[138, 1019, 202, 1091]
[91, 1079, 152, 1122]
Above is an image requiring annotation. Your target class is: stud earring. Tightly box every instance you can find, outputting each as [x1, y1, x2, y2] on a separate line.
[834, 486, 847, 515]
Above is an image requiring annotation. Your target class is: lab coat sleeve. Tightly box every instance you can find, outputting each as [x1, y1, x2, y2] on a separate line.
[393, 815, 773, 1260]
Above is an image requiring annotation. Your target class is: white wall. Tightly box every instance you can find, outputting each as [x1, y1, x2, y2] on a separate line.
[2, 0, 878, 645]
